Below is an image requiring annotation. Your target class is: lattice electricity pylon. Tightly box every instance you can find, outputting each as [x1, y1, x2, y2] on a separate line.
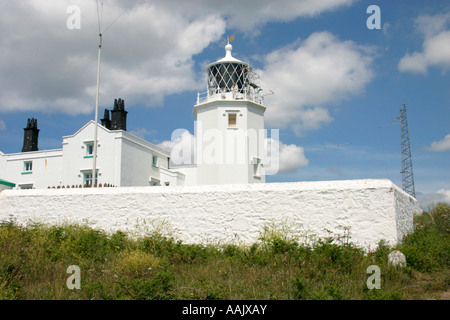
[399, 104, 416, 198]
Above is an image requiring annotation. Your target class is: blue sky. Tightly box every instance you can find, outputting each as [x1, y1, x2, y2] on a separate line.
[0, 0, 449, 206]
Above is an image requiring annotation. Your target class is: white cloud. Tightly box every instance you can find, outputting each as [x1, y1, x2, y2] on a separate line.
[129, 128, 157, 140]
[290, 107, 333, 135]
[399, 12, 450, 74]
[398, 52, 428, 74]
[261, 32, 374, 134]
[164, 0, 356, 33]
[0, 0, 358, 116]
[438, 189, 450, 204]
[415, 12, 450, 37]
[0, 120, 6, 131]
[263, 137, 309, 174]
[429, 134, 450, 152]
[276, 140, 309, 174]
[0, 0, 226, 114]
[417, 189, 450, 207]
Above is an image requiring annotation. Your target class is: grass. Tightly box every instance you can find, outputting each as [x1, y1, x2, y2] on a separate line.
[0, 203, 448, 300]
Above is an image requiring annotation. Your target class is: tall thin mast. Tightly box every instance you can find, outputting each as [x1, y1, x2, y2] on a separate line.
[91, 33, 102, 187]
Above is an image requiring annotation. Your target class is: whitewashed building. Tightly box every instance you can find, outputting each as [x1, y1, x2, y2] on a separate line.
[0, 44, 422, 249]
[176, 42, 267, 185]
[0, 115, 183, 189]
[0, 44, 268, 189]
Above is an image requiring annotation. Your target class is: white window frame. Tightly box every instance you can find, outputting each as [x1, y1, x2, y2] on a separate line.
[228, 113, 237, 128]
[23, 161, 33, 173]
[152, 155, 158, 168]
[150, 178, 160, 186]
[84, 141, 94, 158]
[82, 170, 98, 187]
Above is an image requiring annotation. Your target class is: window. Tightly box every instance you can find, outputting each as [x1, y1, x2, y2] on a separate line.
[87, 144, 93, 155]
[83, 171, 98, 187]
[85, 142, 94, 158]
[23, 161, 33, 174]
[152, 156, 158, 167]
[228, 113, 237, 128]
[19, 184, 33, 190]
[150, 178, 160, 186]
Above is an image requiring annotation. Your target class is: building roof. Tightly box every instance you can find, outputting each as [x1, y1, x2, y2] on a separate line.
[62, 120, 171, 157]
[0, 179, 15, 187]
[206, 43, 251, 70]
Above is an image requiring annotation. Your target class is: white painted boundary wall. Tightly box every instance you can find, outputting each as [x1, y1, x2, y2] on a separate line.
[0, 179, 422, 249]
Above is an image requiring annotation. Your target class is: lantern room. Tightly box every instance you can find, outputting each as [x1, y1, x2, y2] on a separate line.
[197, 43, 264, 105]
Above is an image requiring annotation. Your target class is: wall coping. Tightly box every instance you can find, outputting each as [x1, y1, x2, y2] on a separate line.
[0, 179, 404, 197]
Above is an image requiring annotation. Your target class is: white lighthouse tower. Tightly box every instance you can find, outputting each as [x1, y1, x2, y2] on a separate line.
[194, 42, 267, 185]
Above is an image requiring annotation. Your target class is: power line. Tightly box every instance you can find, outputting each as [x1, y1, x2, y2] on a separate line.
[103, 7, 129, 34]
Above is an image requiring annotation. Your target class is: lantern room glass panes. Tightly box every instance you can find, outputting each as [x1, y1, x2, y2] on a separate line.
[197, 44, 264, 105]
[207, 62, 249, 94]
[205, 62, 263, 104]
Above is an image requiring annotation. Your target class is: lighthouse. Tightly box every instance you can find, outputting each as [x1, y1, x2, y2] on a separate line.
[194, 43, 267, 185]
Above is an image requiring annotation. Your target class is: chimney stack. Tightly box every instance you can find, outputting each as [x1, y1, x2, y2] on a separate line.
[22, 118, 39, 152]
[110, 98, 127, 131]
[101, 108, 111, 129]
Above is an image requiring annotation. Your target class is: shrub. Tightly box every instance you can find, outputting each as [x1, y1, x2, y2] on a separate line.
[291, 276, 310, 300]
[258, 220, 300, 254]
[115, 250, 161, 277]
[400, 203, 450, 272]
[109, 231, 133, 252]
[124, 269, 174, 300]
